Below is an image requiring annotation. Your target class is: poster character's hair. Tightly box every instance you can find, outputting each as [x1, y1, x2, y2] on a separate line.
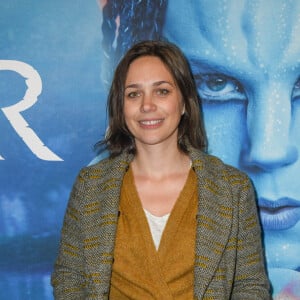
[101, 0, 168, 84]
[100, 40, 207, 157]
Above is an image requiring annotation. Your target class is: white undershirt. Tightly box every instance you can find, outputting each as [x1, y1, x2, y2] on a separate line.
[144, 209, 170, 250]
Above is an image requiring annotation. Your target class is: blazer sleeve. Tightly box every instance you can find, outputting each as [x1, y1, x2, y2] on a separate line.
[51, 170, 87, 299]
[231, 175, 271, 299]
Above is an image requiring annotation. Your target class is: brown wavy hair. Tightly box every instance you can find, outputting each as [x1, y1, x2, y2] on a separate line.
[97, 40, 207, 157]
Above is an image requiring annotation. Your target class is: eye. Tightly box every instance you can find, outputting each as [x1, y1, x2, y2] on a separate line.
[126, 90, 141, 98]
[156, 88, 170, 96]
[292, 76, 300, 100]
[194, 73, 247, 102]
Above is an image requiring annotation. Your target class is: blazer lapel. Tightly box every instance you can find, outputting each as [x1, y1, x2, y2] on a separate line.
[83, 153, 133, 296]
[190, 151, 234, 297]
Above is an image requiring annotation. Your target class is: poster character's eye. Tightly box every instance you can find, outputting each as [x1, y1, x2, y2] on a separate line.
[292, 76, 300, 101]
[194, 73, 246, 102]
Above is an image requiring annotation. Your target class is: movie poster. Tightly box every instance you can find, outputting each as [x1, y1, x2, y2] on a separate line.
[1, 1, 299, 298]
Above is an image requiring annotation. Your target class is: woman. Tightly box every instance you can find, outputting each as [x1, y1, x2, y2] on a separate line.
[51, 40, 271, 299]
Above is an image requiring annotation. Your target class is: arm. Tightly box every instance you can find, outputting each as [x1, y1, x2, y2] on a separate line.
[232, 177, 271, 299]
[51, 172, 86, 299]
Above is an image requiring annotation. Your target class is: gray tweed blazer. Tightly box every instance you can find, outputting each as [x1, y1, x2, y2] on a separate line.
[51, 146, 271, 299]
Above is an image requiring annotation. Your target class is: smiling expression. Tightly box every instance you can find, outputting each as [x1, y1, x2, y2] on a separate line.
[124, 56, 184, 150]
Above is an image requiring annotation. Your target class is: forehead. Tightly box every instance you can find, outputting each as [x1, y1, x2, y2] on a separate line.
[163, 0, 300, 81]
[126, 56, 175, 82]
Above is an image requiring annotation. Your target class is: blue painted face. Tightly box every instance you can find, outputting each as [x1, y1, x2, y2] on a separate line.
[163, 0, 300, 295]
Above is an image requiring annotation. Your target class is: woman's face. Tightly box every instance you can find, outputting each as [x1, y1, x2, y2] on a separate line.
[163, 0, 300, 295]
[123, 56, 184, 150]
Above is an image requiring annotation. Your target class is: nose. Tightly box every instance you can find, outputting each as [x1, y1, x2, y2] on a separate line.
[140, 92, 156, 113]
[242, 87, 298, 171]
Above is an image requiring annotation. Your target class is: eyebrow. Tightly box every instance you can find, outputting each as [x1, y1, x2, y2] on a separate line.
[125, 80, 175, 90]
[189, 56, 252, 81]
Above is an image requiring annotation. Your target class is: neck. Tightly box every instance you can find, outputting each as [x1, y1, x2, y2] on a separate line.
[131, 142, 190, 179]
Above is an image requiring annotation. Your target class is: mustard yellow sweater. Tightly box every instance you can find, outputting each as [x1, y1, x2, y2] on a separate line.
[110, 167, 198, 299]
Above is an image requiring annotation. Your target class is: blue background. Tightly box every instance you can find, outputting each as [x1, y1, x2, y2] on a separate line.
[0, 1, 106, 298]
[1, 1, 300, 299]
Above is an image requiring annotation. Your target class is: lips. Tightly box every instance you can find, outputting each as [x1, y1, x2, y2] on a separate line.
[258, 197, 300, 231]
[139, 119, 163, 128]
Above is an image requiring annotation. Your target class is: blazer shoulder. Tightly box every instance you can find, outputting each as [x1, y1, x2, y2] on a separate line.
[77, 152, 132, 182]
[74, 154, 131, 196]
[210, 154, 253, 194]
[78, 156, 111, 181]
[68, 153, 132, 211]
[192, 150, 252, 188]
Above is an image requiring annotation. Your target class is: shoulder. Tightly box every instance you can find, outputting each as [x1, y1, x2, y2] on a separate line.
[189, 148, 252, 190]
[71, 152, 133, 197]
[189, 149, 256, 218]
[78, 152, 133, 182]
[67, 152, 133, 210]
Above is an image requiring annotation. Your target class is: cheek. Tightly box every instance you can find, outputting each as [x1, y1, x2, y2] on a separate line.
[172, 103, 183, 116]
[123, 111, 132, 132]
[123, 104, 134, 122]
[172, 97, 185, 116]
[123, 104, 140, 135]
[292, 102, 300, 145]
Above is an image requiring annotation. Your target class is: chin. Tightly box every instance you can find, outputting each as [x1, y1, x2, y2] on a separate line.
[269, 268, 300, 297]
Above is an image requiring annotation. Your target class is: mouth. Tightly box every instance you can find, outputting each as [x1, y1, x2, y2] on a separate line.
[258, 197, 300, 231]
[139, 119, 163, 128]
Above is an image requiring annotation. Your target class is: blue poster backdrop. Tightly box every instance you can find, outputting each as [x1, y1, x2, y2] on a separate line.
[1, 0, 300, 299]
[0, 1, 106, 299]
